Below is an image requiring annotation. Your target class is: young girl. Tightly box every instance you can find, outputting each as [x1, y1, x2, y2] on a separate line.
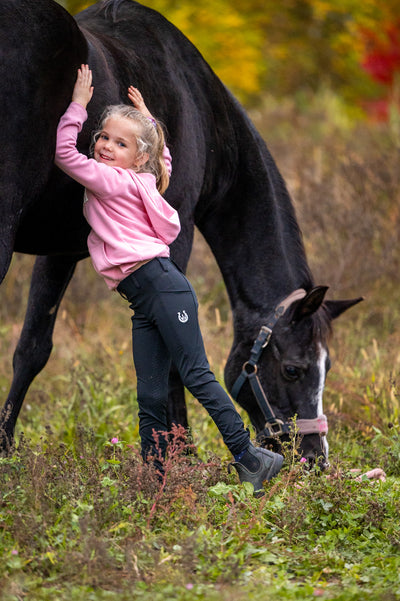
[55, 64, 283, 496]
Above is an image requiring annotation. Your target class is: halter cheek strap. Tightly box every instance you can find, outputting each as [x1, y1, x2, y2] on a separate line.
[230, 289, 329, 440]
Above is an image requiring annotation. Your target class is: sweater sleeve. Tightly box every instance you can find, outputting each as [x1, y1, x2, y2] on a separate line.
[163, 145, 172, 176]
[55, 102, 133, 198]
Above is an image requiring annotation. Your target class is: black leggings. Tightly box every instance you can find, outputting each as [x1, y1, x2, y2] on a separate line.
[117, 257, 250, 460]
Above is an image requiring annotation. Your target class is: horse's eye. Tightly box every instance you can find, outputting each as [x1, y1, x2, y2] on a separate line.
[283, 365, 301, 381]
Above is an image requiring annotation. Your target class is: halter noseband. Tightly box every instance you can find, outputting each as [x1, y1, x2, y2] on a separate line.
[230, 289, 328, 442]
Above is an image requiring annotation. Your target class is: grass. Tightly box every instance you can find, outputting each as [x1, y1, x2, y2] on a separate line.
[1, 403, 400, 600]
[2, 92, 400, 599]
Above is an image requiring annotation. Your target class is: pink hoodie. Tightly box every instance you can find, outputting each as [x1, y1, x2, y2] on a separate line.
[55, 102, 181, 289]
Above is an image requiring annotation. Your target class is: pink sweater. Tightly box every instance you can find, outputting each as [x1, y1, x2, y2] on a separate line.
[55, 102, 181, 289]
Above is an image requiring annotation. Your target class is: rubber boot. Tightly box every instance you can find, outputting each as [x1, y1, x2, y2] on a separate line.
[230, 443, 283, 497]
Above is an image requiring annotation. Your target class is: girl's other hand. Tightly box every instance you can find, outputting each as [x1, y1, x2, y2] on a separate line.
[128, 86, 153, 119]
[72, 64, 94, 109]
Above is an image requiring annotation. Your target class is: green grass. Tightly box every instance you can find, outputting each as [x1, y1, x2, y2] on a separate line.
[1, 421, 400, 599]
[1, 327, 400, 600]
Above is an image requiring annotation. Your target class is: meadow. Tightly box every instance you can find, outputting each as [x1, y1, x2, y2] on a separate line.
[1, 91, 400, 599]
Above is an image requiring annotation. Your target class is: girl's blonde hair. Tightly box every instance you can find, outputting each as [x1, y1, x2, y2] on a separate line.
[93, 105, 170, 194]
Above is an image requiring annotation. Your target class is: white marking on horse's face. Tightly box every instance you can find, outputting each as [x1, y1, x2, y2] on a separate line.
[314, 344, 329, 457]
[314, 344, 327, 413]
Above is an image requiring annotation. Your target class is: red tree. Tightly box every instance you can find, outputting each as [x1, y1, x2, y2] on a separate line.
[360, 21, 400, 120]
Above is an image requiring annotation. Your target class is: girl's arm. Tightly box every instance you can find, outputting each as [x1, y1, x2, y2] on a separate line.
[55, 103, 132, 197]
[55, 66, 132, 197]
[128, 86, 172, 177]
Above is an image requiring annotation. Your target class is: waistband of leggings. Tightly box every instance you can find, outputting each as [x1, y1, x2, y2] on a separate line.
[117, 257, 171, 294]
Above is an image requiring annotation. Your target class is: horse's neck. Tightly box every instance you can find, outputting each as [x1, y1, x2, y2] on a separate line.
[197, 131, 313, 323]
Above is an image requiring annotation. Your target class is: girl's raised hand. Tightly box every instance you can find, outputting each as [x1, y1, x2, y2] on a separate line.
[72, 64, 93, 109]
[128, 86, 153, 119]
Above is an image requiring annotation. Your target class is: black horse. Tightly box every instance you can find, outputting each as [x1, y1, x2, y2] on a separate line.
[0, 0, 361, 462]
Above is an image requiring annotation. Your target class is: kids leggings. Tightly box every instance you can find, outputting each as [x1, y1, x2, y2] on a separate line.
[117, 257, 250, 460]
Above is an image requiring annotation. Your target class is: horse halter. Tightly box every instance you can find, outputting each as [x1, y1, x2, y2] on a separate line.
[230, 289, 329, 443]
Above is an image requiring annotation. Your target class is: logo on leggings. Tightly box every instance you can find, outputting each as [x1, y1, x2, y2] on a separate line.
[177, 310, 189, 323]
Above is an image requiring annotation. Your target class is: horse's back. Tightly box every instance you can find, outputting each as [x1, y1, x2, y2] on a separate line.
[76, 0, 244, 201]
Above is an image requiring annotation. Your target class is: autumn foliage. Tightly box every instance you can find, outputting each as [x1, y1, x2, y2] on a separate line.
[59, 0, 400, 121]
[360, 20, 400, 120]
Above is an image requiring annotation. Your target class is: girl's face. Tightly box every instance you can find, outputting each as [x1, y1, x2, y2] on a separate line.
[94, 117, 148, 170]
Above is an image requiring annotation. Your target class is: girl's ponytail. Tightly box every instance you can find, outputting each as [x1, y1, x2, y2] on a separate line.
[154, 122, 169, 194]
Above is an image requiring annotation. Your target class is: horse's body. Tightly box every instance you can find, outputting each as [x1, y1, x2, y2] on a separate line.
[0, 0, 360, 460]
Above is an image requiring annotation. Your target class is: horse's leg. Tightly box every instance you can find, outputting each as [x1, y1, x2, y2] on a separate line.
[0, 254, 77, 452]
[166, 366, 189, 430]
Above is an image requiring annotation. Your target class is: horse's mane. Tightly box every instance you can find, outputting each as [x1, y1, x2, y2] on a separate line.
[314, 307, 333, 342]
[284, 301, 333, 344]
[95, 0, 132, 21]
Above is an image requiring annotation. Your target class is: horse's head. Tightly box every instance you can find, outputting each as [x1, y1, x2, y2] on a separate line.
[225, 287, 362, 468]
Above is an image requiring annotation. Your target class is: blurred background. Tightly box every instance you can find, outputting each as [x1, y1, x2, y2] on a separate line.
[1, 0, 400, 458]
[60, 0, 400, 115]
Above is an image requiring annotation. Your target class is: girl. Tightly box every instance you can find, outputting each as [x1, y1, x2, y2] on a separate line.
[55, 64, 283, 496]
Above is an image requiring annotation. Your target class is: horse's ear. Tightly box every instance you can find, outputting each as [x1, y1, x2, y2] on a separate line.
[324, 297, 364, 320]
[292, 286, 329, 321]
